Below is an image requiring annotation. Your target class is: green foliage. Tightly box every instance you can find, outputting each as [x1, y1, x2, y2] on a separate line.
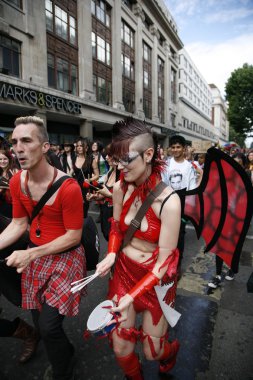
[229, 125, 246, 147]
[225, 63, 253, 136]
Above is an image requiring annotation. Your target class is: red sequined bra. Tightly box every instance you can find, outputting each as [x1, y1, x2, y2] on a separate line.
[119, 171, 162, 244]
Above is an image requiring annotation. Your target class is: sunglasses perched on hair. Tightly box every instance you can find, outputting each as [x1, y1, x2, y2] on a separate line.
[112, 150, 146, 166]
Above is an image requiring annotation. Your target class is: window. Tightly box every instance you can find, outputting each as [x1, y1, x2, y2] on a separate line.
[55, 6, 68, 40]
[121, 21, 134, 48]
[143, 12, 153, 31]
[47, 53, 55, 87]
[170, 47, 176, 60]
[121, 54, 134, 80]
[9, 0, 22, 8]
[47, 53, 78, 95]
[183, 118, 188, 129]
[57, 57, 69, 92]
[69, 16, 76, 45]
[143, 70, 150, 89]
[121, 21, 135, 113]
[93, 74, 112, 106]
[45, 0, 53, 31]
[45, 0, 77, 45]
[171, 114, 176, 128]
[92, 32, 111, 66]
[158, 57, 164, 123]
[143, 98, 152, 119]
[0, 35, 21, 77]
[170, 68, 176, 104]
[97, 36, 106, 62]
[91, 0, 111, 27]
[123, 87, 135, 113]
[158, 57, 164, 74]
[143, 42, 152, 119]
[122, 0, 135, 10]
[158, 32, 165, 47]
[143, 42, 151, 63]
[92, 1, 112, 107]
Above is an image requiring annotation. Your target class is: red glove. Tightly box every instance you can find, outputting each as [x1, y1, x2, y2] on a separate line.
[107, 218, 123, 255]
[128, 272, 159, 300]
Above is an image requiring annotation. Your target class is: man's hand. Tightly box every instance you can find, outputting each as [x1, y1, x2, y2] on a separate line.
[6, 250, 32, 273]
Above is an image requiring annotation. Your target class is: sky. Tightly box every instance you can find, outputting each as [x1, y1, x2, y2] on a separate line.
[164, 0, 253, 97]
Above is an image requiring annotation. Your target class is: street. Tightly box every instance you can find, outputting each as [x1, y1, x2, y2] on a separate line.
[0, 213, 253, 380]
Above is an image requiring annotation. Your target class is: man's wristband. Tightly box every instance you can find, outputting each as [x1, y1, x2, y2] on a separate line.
[128, 272, 159, 300]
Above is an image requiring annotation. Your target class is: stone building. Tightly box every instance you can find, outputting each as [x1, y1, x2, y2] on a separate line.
[0, 0, 185, 145]
[209, 83, 229, 144]
[178, 48, 215, 143]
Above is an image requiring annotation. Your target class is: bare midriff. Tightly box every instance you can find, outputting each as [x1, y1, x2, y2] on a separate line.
[123, 236, 157, 264]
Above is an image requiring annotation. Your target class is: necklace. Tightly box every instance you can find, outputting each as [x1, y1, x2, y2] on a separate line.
[134, 196, 141, 208]
[24, 167, 58, 238]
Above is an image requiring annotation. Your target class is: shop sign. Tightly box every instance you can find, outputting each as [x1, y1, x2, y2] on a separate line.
[0, 82, 82, 114]
[192, 140, 213, 153]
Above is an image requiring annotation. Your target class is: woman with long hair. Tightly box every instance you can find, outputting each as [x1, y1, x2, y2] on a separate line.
[73, 138, 99, 218]
[96, 118, 181, 379]
[0, 149, 19, 217]
[91, 140, 109, 182]
[86, 144, 120, 241]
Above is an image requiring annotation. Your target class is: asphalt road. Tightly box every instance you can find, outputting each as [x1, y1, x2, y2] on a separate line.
[0, 213, 253, 380]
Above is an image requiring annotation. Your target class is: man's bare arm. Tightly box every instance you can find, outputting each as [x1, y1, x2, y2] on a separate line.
[0, 217, 29, 250]
[6, 228, 82, 273]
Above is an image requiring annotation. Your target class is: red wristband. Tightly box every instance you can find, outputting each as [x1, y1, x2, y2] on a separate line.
[128, 272, 159, 300]
[107, 234, 122, 255]
[107, 218, 123, 255]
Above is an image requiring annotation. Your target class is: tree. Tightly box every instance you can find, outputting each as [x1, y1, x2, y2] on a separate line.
[225, 63, 253, 137]
[229, 125, 245, 148]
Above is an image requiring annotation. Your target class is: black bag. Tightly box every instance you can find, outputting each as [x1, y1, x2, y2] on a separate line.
[81, 216, 100, 271]
[247, 272, 253, 293]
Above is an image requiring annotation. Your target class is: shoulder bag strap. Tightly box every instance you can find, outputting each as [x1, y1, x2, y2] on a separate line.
[30, 176, 70, 223]
[122, 181, 167, 248]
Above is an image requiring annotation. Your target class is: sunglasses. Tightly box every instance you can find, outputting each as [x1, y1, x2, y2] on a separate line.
[112, 150, 145, 166]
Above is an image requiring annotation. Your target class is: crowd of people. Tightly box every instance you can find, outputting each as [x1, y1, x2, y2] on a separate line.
[0, 115, 252, 380]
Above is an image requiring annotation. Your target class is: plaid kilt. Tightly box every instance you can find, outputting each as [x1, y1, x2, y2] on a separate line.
[22, 245, 86, 316]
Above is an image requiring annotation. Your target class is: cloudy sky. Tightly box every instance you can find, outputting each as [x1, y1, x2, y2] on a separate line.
[164, 0, 253, 97]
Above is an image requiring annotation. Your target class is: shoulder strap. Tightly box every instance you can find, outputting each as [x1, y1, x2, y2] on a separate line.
[159, 191, 176, 217]
[30, 176, 70, 223]
[122, 181, 167, 248]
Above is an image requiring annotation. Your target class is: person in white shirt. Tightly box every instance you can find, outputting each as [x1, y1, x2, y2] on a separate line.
[162, 135, 202, 278]
[162, 135, 199, 191]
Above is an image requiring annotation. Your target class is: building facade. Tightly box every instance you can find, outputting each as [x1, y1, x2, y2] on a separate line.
[177, 48, 215, 143]
[209, 83, 229, 144]
[0, 0, 185, 145]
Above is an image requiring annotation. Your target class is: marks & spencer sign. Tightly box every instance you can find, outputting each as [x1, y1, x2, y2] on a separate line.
[0, 82, 82, 114]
